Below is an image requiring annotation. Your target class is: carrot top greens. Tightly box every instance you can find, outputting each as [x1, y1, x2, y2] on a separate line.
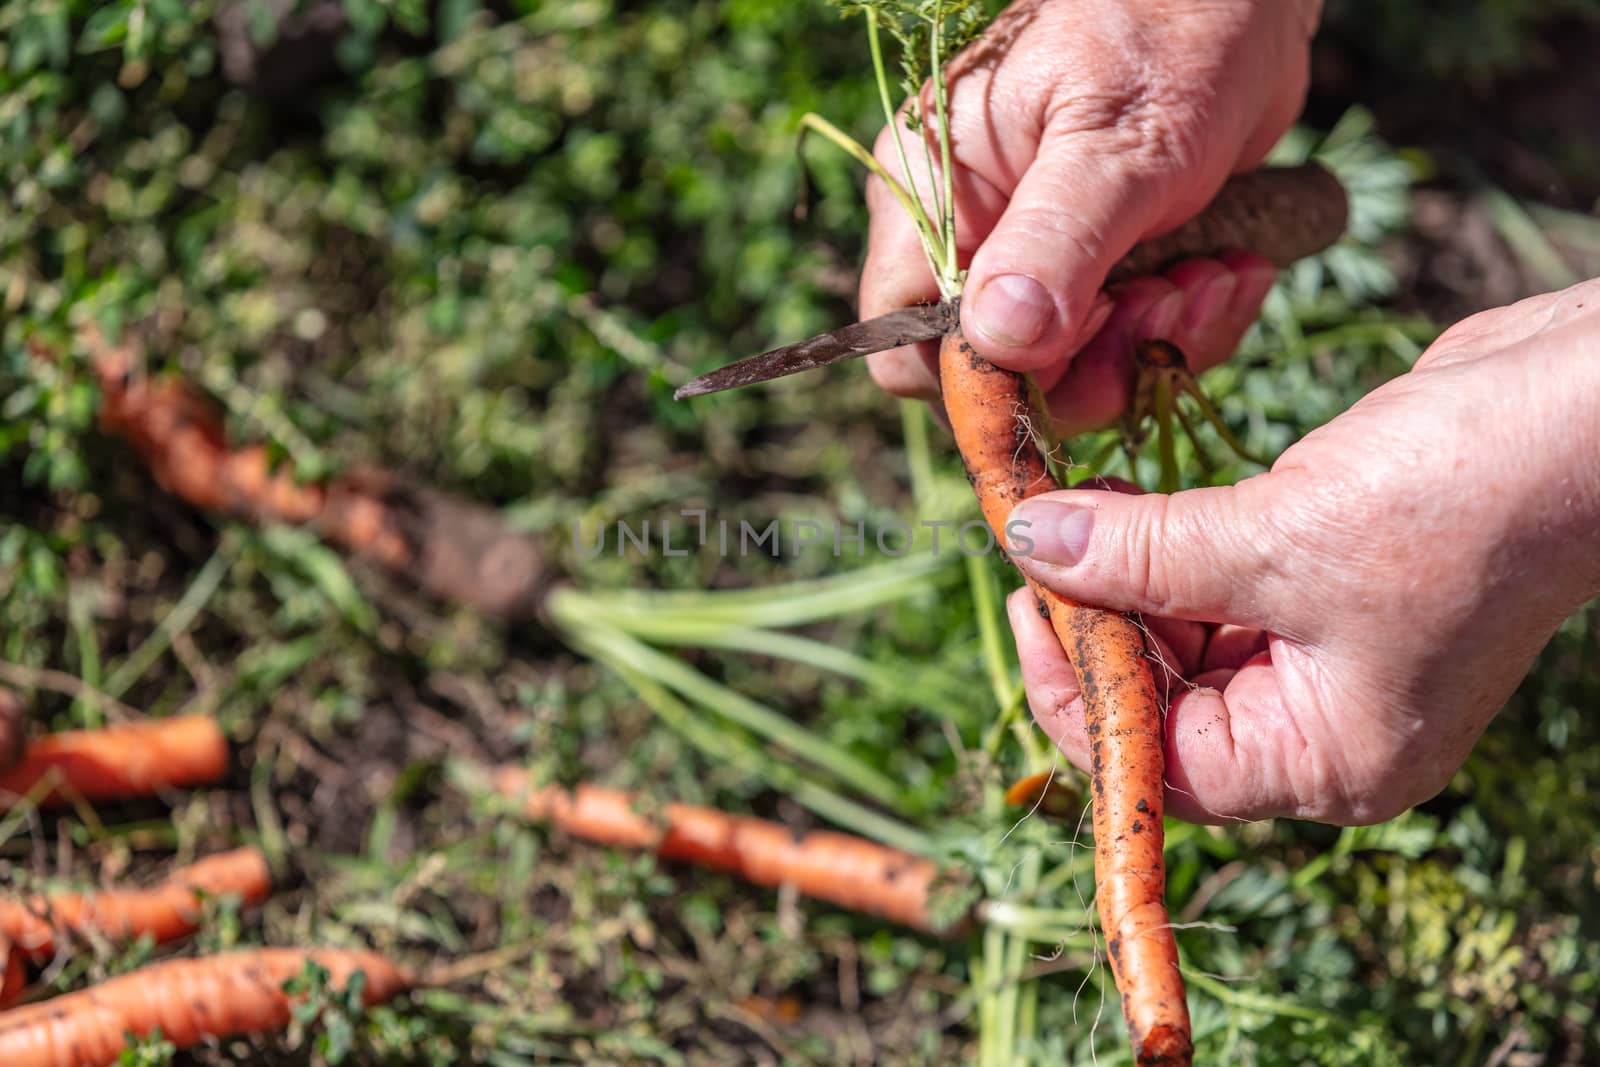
[803, 1, 994, 300]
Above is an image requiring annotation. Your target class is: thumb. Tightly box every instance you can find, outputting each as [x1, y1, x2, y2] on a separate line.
[962, 124, 1225, 372]
[1006, 479, 1291, 633]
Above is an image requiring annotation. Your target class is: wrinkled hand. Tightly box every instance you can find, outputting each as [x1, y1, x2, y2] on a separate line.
[863, 0, 1321, 430]
[1005, 280, 1600, 825]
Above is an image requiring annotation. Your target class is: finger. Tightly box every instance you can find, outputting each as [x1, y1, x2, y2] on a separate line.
[1038, 253, 1272, 429]
[962, 119, 1224, 373]
[1417, 277, 1600, 370]
[1148, 616, 1208, 678]
[1006, 477, 1300, 634]
[861, 118, 1010, 401]
[860, 160, 944, 400]
[1008, 587, 1089, 771]
[1201, 624, 1269, 672]
[1038, 277, 1184, 435]
[1160, 646, 1353, 824]
[865, 341, 941, 402]
[1160, 250, 1277, 374]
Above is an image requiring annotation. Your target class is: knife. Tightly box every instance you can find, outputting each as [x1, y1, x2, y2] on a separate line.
[675, 162, 1348, 400]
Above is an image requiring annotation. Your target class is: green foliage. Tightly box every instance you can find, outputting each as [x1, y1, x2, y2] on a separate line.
[1325, 0, 1600, 85]
[832, 0, 996, 121]
[116, 1027, 176, 1067]
[284, 959, 373, 1065]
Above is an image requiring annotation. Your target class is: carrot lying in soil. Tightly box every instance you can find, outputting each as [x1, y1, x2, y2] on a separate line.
[494, 769, 964, 933]
[0, 716, 227, 811]
[85, 325, 550, 620]
[0, 947, 413, 1067]
[942, 332, 1190, 1063]
[0, 848, 271, 964]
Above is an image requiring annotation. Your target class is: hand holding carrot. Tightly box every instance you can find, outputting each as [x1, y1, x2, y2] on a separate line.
[1007, 279, 1600, 824]
[861, 0, 1320, 423]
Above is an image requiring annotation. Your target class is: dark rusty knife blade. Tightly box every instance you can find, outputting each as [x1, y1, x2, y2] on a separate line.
[674, 162, 1349, 400]
[673, 300, 958, 400]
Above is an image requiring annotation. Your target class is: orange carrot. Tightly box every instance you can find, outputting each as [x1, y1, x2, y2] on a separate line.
[494, 769, 965, 933]
[85, 326, 550, 620]
[0, 947, 413, 1067]
[941, 331, 1190, 1064]
[0, 717, 228, 811]
[1002, 771, 1082, 820]
[0, 848, 271, 964]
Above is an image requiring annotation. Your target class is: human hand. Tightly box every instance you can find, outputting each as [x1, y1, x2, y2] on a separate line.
[861, 0, 1320, 429]
[1004, 279, 1600, 825]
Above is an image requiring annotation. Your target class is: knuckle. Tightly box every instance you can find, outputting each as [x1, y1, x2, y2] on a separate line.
[1045, 74, 1208, 180]
[1118, 494, 1176, 610]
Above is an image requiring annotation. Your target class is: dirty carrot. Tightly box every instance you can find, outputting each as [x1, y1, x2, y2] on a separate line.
[85, 325, 550, 621]
[0, 716, 228, 811]
[0, 848, 271, 964]
[494, 769, 965, 933]
[0, 947, 413, 1067]
[941, 331, 1191, 1064]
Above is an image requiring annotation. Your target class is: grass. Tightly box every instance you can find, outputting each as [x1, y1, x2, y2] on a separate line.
[2, 1, 1599, 1064]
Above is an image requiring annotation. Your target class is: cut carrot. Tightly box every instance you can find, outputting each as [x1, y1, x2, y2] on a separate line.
[495, 769, 966, 933]
[0, 947, 413, 1067]
[0, 848, 271, 963]
[940, 330, 1191, 1064]
[0, 717, 228, 811]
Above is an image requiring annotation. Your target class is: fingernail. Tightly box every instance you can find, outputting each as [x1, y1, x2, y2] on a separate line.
[1008, 499, 1095, 566]
[1140, 290, 1184, 339]
[1182, 272, 1237, 332]
[973, 274, 1055, 347]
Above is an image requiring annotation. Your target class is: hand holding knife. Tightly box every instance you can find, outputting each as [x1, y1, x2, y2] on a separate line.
[676, 163, 1347, 400]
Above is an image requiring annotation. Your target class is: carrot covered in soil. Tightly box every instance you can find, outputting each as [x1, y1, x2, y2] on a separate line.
[942, 332, 1190, 1062]
[0, 716, 227, 811]
[494, 770, 964, 933]
[85, 325, 550, 620]
[0, 848, 272, 964]
[0, 947, 413, 1067]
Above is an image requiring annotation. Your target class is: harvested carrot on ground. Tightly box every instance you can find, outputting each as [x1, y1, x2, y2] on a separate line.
[0, 947, 413, 1067]
[85, 325, 550, 621]
[0, 848, 272, 963]
[494, 769, 968, 933]
[0, 716, 227, 811]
